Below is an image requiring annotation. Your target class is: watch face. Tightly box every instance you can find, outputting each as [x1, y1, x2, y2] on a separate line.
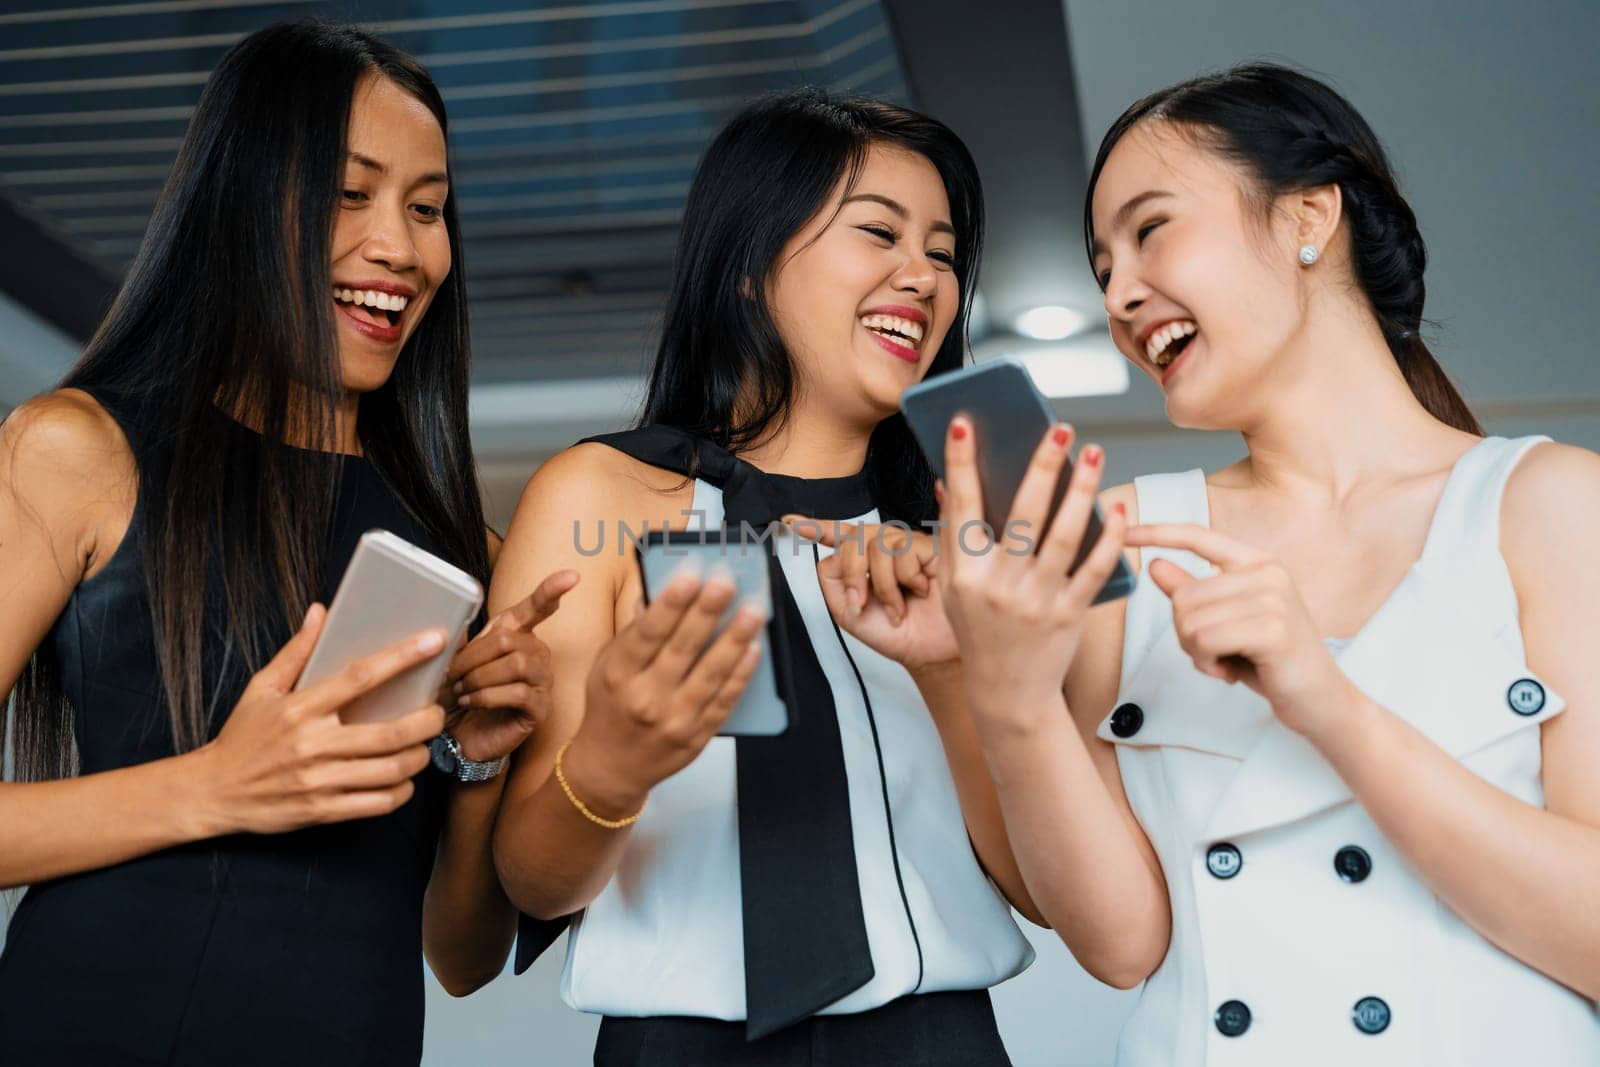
[431, 736, 460, 775]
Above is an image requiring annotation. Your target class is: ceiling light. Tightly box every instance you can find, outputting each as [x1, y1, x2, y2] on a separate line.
[1014, 305, 1087, 341]
[973, 330, 1130, 399]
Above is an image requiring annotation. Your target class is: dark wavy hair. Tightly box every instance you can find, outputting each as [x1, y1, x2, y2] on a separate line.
[1084, 62, 1481, 435]
[11, 21, 488, 782]
[640, 86, 985, 524]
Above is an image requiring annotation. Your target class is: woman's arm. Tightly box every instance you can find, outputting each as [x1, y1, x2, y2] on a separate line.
[935, 423, 1172, 988]
[0, 394, 232, 884]
[2, 393, 442, 889]
[488, 447, 650, 919]
[491, 446, 764, 920]
[422, 533, 577, 995]
[422, 773, 517, 995]
[1295, 443, 1600, 999]
[908, 661, 1047, 926]
[961, 525, 1173, 987]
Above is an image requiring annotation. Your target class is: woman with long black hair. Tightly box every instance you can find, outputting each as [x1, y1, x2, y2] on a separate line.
[830, 63, 1600, 1064]
[491, 88, 1038, 1064]
[0, 22, 572, 1064]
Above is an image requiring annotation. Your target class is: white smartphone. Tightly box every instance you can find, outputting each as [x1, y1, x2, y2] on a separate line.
[635, 529, 791, 737]
[295, 529, 484, 724]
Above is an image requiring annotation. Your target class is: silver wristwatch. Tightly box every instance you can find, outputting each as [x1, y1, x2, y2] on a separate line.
[429, 731, 508, 783]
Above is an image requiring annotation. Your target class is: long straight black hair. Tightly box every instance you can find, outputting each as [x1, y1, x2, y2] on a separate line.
[1084, 63, 1481, 435]
[641, 87, 984, 524]
[10, 21, 489, 782]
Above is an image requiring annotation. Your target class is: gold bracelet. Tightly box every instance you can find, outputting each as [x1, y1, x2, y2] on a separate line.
[554, 741, 645, 830]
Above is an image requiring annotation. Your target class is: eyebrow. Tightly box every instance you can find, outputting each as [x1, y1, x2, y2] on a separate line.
[842, 193, 956, 238]
[1091, 189, 1173, 255]
[347, 152, 448, 188]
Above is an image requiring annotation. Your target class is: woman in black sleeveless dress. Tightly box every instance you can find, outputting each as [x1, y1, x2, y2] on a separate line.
[0, 23, 570, 1064]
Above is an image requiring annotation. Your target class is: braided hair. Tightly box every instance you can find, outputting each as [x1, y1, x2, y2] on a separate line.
[1084, 63, 1481, 435]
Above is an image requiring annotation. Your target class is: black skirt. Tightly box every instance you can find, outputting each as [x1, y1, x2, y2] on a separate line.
[593, 989, 1012, 1067]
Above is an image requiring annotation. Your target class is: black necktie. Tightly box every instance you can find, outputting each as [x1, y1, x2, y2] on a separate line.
[516, 426, 876, 1040]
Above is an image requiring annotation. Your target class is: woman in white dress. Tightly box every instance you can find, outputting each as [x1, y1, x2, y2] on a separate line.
[817, 63, 1600, 1064]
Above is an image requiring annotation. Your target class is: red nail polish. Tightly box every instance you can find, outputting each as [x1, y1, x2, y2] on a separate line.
[1083, 446, 1103, 468]
[950, 421, 968, 441]
[1050, 425, 1070, 447]
[1113, 501, 1126, 517]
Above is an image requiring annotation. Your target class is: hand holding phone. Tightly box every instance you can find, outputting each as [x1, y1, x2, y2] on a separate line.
[915, 381, 1133, 715]
[295, 529, 483, 724]
[199, 604, 449, 835]
[635, 530, 791, 736]
[559, 558, 768, 819]
[900, 358, 1135, 604]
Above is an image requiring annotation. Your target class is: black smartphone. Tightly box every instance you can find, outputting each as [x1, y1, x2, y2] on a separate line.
[899, 358, 1136, 605]
[635, 529, 793, 736]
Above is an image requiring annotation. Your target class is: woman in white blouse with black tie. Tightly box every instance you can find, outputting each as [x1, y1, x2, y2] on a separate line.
[490, 88, 1036, 1065]
[823, 64, 1600, 1065]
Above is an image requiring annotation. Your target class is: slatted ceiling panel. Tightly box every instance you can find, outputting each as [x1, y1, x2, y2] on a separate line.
[0, 0, 910, 387]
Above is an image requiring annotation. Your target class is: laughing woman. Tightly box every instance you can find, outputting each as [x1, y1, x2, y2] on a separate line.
[0, 23, 571, 1064]
[491, 89, 1038, 1065]
[829, 64, 1600, 1065]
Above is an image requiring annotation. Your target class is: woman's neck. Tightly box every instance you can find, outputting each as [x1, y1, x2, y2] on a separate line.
[1232, 313, 1472, 502]
[737, 405, 873, 480]
[224, 387, 363, 457]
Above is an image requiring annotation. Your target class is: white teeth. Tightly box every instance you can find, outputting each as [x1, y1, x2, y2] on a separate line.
[860, 313, 924, 346]
[332, 288, 409, 313]
[1144, 320, 1197, 366]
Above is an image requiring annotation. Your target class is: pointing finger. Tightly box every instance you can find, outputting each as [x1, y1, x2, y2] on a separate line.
[1124, 523, 1260, 569]
[1147, 557, 1200, 599]
[490, 569, 580, 633]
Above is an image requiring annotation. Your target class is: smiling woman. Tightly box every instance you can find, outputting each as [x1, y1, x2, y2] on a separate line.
[0, 21, 566, 1066]
[488, 89, 1039, 1065]
[867, 62, 1600, 1067]
[328, 93, 452, 381]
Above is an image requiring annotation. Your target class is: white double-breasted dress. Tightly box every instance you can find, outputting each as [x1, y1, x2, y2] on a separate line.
[1101, 436, 1600, 1065]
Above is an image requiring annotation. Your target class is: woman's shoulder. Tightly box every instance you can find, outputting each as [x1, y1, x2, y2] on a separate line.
[517, 438, 693, 520]
[1, 389, 138, 576]
[3, 387, 125, 451]
[1098, 457, 1229, 530]
[1503, 438, 1600, 504]
[2, 389, 136, 499]
[1501, 439, 1600, 575]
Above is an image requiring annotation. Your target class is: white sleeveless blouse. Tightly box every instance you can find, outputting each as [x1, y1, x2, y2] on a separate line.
[559, 479, 1033, 1020]
[1100, 436, 1600, 1065]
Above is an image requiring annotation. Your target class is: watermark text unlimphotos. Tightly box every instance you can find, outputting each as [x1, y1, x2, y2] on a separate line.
[572, 512, 1042, 557]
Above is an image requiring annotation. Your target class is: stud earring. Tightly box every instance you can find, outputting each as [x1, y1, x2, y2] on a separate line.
[1298, 244, 1319, 266]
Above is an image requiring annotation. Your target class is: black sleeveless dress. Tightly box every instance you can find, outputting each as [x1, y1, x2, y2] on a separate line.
[0, 390, 448, 1066]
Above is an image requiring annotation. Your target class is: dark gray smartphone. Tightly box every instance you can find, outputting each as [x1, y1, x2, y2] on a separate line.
[899, 358, 1136, 605]
[635, 529, 792, 736]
